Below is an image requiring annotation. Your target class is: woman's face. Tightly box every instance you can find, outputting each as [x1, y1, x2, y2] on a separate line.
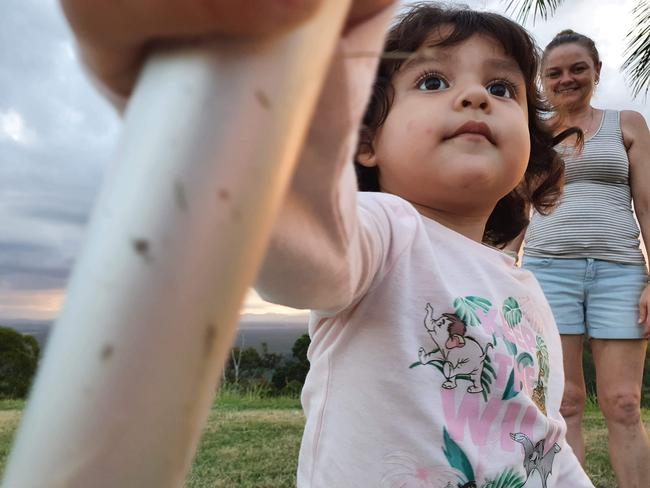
[542, 43, 601, 111]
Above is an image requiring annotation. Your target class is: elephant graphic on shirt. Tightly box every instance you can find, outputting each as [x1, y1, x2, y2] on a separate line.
[418, 303, 493, 393]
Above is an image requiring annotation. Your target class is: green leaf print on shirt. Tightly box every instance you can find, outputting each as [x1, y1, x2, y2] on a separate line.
[480, 354, 497, 402]
[501, 369, 520, 400]
[516, 352, 534, 368]
[443, 427, 475, 484]
[440, 428, 529, 488]
[500, 353, 535, 401]
[503, 338, 518, 356]
[502, 297, 522, 328]
[482, 468, 526, 488]
[453, 296, 492, 327]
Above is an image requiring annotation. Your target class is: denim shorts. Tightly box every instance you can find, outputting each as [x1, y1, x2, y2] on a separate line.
[522, 256, 648, 339]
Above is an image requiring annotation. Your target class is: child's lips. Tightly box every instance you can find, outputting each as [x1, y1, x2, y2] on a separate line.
[446, 121, 495, 145]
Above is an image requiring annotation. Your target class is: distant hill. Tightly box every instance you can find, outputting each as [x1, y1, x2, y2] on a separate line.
[2, 315, 309, 357]
[237, 316, 308, 355]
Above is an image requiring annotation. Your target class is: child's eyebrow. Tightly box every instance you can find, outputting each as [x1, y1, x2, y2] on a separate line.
[482, 58, 523, 79]
[396, 52, 448, 75]
[397, 51, 523, 81]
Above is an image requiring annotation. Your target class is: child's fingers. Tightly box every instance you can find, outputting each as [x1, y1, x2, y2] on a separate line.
[346, 0, 395, 29]
[61, 0, 394, 102]
[60, 0, 326, 99]
[61, 0, 325, 44]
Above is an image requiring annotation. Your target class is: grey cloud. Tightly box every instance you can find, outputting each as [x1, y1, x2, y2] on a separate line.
[0, 240, 74, 290]
[1, 0, 119, 312]
[22, 206, 89, 227]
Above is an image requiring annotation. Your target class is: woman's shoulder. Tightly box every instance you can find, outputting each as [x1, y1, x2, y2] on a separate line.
[619, 110, 649, 148]
[620, 109, 648, 128]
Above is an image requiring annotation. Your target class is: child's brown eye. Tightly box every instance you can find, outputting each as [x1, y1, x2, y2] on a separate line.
[417, 75, 449, 91]
[487, 81, 514, 99]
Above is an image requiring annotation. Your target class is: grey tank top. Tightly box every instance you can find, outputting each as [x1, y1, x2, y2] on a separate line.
[524, 109, 646, 264]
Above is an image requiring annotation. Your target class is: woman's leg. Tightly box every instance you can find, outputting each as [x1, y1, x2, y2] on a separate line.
[585, 260, 649, 487]
[592, 339, 649, 488]
[559, 334, 588, 465]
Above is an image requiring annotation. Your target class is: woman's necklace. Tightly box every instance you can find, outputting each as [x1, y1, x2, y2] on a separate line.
[581, 107, 595, 137]
[553, 107, 596, 145]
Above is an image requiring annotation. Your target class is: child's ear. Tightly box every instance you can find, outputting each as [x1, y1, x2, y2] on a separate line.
[357, 129, 378, 167]
[356, 149, 377, 168]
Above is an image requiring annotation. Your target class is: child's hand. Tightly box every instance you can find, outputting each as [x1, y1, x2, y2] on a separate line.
[61, 0, 393, 101]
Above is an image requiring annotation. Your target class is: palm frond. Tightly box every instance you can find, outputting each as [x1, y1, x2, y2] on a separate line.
[622, 0, 650, 97]
[503, 0, 565, 24]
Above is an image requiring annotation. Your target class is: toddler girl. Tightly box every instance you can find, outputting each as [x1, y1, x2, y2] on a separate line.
[256, 3, 594, 487]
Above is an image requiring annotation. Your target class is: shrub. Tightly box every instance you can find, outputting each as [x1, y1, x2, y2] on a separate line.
[0, 326, 40, 398]
[271, 334, 310, 392]
[222, 334, 312, 397]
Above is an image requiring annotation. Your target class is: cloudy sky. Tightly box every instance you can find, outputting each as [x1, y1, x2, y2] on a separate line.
[1, 0, 648, 325]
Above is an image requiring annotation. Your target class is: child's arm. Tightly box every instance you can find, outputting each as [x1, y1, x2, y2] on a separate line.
[62, 0, 397, 313]
[255, 8, 396, 312]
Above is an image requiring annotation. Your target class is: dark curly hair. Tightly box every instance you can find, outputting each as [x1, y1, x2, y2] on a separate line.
[355, 3, 578, 247]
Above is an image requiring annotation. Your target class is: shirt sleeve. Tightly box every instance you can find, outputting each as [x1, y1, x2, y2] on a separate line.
[254, 6, 397, 313]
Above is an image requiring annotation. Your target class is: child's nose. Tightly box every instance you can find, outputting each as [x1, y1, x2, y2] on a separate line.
[457, 86, 489, 111]
[461, 98, 488, 110]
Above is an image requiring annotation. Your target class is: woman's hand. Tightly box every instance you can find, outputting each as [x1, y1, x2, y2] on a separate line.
[60, 0, 393, 101]
[638, 283, 650, 338]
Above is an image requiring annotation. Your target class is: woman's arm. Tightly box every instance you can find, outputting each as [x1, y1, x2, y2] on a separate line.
[622, 109, 650, 338]
[503, 201, 531, 264]
[504, 229, 526, 263]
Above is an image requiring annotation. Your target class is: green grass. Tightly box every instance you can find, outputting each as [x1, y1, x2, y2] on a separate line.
[581, 400, 650, 488]
[187, 386, 303, 488]
[0, 395, 648, 487]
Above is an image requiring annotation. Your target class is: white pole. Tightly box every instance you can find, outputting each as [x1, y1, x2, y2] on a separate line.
[2, 2, 350, 487]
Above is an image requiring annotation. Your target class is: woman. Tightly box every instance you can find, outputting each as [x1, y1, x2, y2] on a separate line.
[516, 30, 650, 487]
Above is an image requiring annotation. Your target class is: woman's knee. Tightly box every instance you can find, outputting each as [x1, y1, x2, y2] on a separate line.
[598, 390, 642, 426]
[560, 386, 587, 419]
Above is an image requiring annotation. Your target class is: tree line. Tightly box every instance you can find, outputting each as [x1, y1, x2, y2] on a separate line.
[1, 325, 648, 404]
